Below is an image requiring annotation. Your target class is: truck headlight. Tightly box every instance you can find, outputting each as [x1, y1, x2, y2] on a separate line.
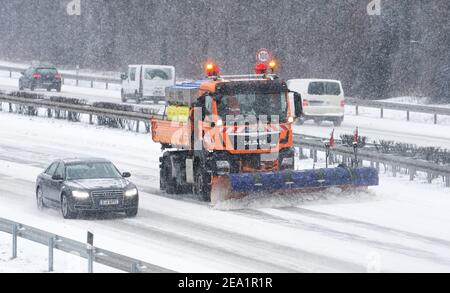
[125, 188, 138, 197]
[216, 161, 230, 174]
[72, 191, 90, 199]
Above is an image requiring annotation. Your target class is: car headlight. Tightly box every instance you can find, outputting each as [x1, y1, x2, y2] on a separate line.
[72, 190, 90, 199]
[125, 188, 138, 197]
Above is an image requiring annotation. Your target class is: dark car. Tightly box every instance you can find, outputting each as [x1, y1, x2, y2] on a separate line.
[36, 158, 139, 219]
[19, 67, 62, 92]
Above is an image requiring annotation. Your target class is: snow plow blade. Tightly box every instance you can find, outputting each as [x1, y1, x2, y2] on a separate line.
[211, 166, 379, 204]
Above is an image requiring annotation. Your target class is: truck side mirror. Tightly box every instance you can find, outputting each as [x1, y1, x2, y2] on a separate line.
[293, 92, 303, 118]
[120, 73, 128, 80]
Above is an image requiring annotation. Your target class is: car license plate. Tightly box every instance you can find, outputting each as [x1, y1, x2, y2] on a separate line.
[100, 199, 119, 206]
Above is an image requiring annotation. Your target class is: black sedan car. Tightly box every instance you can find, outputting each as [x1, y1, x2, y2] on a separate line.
[19, 67, 62, 92]
[36, 158, 139, 219]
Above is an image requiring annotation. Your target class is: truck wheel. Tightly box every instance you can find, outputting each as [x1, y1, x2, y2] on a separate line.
[161, 155, 179, 194]
[193, 166, 211, 202]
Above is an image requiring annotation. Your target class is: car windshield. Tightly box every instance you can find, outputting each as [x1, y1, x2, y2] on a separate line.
[65, 162, 122, 180]
[308, 82, 341, 95]
[217, 92, 288, 122]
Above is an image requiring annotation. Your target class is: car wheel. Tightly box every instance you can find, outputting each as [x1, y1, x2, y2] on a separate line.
[193, 166, 211, 202]
[125, 208, 138, 218]
[36, 187, 46, 210]
[61, 193, 77, 219]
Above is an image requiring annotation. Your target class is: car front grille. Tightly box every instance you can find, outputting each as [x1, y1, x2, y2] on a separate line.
[91, 190, 124, 198]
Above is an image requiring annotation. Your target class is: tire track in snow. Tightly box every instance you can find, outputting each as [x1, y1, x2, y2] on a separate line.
[230, 208, 450, 268]
[0, 176, 365, 273]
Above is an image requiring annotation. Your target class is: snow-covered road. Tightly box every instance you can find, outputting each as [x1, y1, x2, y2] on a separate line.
[1, 111, 450, 273]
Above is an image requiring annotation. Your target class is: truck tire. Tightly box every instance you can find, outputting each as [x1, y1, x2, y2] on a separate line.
[193, 165, 211, 202]
[160, 155, 181, 194]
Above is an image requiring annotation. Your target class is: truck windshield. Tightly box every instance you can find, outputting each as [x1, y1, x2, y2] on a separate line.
[66, 162, 122, 180]
[217, 93, 288, 122]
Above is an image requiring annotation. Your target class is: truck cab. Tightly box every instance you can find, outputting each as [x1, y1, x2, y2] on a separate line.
[152, 74, 303, 203]
[121, 65, 175, 104]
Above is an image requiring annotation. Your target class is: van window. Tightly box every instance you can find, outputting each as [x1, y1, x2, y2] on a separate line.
[308, 82, 341, 96]
[129, 67, 137, 81]
[144, 68, 172, 81]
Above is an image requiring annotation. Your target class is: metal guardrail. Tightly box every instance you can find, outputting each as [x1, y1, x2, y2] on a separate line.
[0, 65, 121, 90]
[0, 94, 162, 123]
[294, 135, 450, 187]
[1, 92, 449, 186]
[0, 218, 176, 273]
[346, 98, 450, 124]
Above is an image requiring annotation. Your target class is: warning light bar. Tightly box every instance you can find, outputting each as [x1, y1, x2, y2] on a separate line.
[205, 63, 220, 77]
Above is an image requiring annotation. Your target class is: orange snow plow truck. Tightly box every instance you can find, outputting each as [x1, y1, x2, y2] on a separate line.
[151, 62, 378, 204]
